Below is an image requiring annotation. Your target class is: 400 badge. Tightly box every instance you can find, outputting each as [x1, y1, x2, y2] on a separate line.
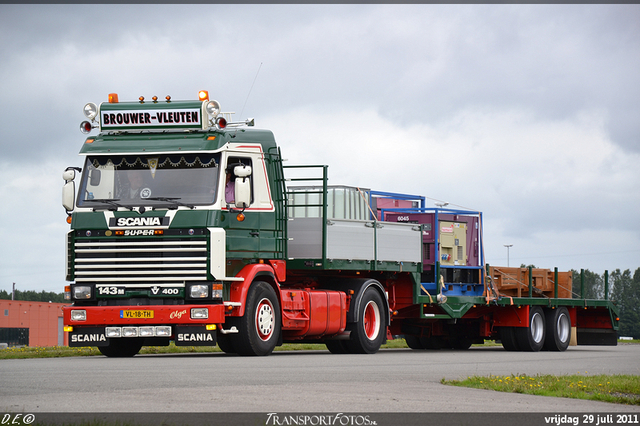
[97, 286, 183, 297]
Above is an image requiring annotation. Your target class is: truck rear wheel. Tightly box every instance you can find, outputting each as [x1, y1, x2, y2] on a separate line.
[325, 340, 350, 354]
[98, 338, 143, 357]
[234, 281, 281, 356]
[346, 287, 386, 354]
[515, 306, 545, 352]
[543, 307, 571, 351]
[404, 335, 424, 350]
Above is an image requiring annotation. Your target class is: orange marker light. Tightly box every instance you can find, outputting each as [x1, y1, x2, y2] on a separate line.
[66, 215, 72, 224]
[108, 93, 119, 103]
[198, 90, 209, 101]
[237, 213, 245, 222]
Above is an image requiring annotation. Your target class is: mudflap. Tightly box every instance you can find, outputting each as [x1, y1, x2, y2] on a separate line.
[576, 328, 618, 346]
[174, 326, 217, 346]
[68, 327, 109, 347]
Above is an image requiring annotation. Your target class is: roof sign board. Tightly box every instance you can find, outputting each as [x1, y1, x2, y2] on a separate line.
[99, 101, 205, 132]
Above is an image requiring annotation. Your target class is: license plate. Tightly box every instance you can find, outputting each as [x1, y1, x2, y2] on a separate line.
[120, 310, 154, 319]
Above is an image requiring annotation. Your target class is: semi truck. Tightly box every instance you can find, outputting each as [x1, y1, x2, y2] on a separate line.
[61, 91, 619, 357]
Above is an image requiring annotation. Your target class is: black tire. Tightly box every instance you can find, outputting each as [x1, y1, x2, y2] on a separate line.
[346, 288, 387, 354]
[450, 337, 473, 350]
[98, 338, 143, 357]
[234, 281, 281, 356]
[543, 307, 571, 351]
[325, 340, 350, 354]
[419, 336, 445, 350]
[216, 330, 237, 354]
[515, 306, 546, 352]
[499, 327, 520, 351]
[404, 335, 425, 350]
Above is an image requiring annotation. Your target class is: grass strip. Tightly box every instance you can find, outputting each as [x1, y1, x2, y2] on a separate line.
[443, 373, 640, 406]
[0, 338, 410, 360]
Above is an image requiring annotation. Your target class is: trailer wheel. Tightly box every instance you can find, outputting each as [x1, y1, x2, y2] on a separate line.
[515, 306, 546, 352]
[98, 338, 143, 357]
[499, 327, 520, 351]
[234, 281, 281, 356]
[543, 307, 571, 351]
[346, 287, 386, 354]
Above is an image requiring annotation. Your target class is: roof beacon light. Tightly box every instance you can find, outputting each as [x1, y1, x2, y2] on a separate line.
[83, 103, 98, 120]
[108, 93, 119, 103]
[199, 90, 209, 101]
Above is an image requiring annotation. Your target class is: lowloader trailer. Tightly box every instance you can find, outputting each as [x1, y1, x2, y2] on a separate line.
[62, 91, 619, 356]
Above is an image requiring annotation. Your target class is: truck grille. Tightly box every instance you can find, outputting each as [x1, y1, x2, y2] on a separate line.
[73, 237, 208, 287]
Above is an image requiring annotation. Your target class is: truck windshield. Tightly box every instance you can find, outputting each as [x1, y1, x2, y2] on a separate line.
[77, 154, 220, 208]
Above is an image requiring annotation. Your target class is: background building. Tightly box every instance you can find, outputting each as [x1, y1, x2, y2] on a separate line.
[0, 300, 68, 347]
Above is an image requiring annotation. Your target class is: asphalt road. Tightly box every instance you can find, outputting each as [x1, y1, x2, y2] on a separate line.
[1, 345, 639, 416]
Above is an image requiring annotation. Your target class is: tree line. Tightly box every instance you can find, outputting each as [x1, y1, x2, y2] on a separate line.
[0, 289, 66, 304]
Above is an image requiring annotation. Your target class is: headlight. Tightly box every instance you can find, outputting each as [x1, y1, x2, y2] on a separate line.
[83, 102, 98, 120]
[190, 284, 209, 299]
[139, 327, 155, 337]
[156, 326, 171, 336]
[70, 310, 86, 321]
[106, 327, 122, 337]
[122, 327, 138, 337]
[191, 308, 208, 319]
[73, 285, 92, 300]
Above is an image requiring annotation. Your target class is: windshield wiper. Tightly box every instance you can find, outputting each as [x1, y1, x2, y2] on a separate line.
[146, 197, 195, 209]
[84, 199, 132, 211]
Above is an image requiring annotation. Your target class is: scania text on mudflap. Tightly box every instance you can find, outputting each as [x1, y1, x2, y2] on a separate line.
[62, 91, 619, 357]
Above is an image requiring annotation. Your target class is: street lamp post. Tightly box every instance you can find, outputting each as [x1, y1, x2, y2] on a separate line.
[504, 244, 513, 267]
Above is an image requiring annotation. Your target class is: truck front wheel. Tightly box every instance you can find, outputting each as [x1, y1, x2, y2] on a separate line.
[234, 281, 281, 356]
[346, 287, 387, 354]
[98, 338, 143, 357]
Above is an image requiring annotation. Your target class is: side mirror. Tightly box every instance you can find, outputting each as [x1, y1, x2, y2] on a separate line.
[62, 167, 80, 212]
[62, 181, 76, 212]
[234, 165, 252, 209]
[63, 169, 76, 182]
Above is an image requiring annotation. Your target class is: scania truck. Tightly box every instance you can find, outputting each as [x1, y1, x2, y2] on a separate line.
[62, 91, 619, 356]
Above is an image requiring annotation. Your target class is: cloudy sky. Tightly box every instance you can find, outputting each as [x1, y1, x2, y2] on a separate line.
[1, 4, 639, 295]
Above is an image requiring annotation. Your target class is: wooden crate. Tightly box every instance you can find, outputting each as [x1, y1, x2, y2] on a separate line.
[487, 267, 572, 299]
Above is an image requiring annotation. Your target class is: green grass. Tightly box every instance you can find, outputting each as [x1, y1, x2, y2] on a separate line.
[443, 373, 640, 406]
